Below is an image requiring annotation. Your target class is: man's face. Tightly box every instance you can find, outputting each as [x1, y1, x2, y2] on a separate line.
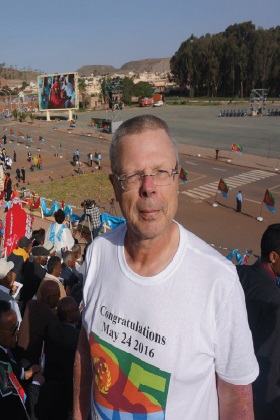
[0, 310, 18, 348]
[111, 129, 178, 242]
[53, 261, 62, 277]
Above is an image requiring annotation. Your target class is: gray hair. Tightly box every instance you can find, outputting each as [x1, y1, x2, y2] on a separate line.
[63, 250, 75, 264]
[109, 114, 179, 173]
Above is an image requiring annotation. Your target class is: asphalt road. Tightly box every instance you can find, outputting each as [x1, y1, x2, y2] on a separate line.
[1, 107, 279, 261]
[79, 105, 280, 158]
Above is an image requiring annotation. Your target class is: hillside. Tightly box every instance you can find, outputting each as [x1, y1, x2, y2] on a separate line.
[77, 57, 171, 76]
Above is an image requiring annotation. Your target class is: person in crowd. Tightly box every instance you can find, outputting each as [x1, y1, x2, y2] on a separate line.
[19, 245, 50, 316]
[27, 151, 31, 163]
[0, 258, 22, 323]
[37, 256, 66, 301]
[31, 228, 46, 246]
[21, 166, 26, 183]
[7, 236, 32, 283]
[61, 250, 80, 293]
[17, 280, 60, 365]
[13, 150, 16, 162]
[236, 190, 242, 212]
[84, 199, 101, 239]
[0, 300, 44, 419]
[5, 155, 12, 169]
[16, 167, 21, 183]
[45, 209, 75, 257]
[45, 296, 80, 412]
[74, 115, 258, 419]
[2, 134, 6, 144]
[38, 154, 42, 170]
[237, 223, 280, 419]
[4, 172, 12, 205]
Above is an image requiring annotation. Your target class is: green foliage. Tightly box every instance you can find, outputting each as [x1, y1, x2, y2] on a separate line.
[134, 81, 153, 98]
[122, 77, 134, 105]
[11, 109, 18, 120]
[29, 113, 35, 123]
[170, 22, 280, 98]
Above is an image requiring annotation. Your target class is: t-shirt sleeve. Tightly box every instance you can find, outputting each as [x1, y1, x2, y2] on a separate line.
[214, 277, 259, 385]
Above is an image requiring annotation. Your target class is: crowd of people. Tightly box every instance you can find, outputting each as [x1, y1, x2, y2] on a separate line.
[0, 209, 89, 419]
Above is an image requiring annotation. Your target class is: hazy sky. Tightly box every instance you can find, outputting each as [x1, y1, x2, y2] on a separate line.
[2, 0, 280, 74]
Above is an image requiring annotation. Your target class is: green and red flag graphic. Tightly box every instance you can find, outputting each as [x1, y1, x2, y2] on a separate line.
[18, 131, 24, 139]
[179, 167, 188, 184]
[218, 178, 229, 198]
[231, 143, 243, 154]
[263, 189, 276, 213]
[89, 332, 170, 419]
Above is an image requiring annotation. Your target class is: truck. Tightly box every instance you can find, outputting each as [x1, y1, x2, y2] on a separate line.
[138, 97, 154, 107]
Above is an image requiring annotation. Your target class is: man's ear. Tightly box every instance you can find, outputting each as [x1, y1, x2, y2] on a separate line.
[109, 174, 119, 202]
[269, 251, 277, 264]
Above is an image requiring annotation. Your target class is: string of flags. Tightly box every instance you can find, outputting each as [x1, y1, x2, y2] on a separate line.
[8, 129, 45, 143]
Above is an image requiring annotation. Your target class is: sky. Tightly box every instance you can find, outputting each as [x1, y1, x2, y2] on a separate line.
[2, 0, 280, 75]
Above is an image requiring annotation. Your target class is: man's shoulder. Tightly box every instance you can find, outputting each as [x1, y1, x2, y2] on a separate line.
[179, 224, 234, 270]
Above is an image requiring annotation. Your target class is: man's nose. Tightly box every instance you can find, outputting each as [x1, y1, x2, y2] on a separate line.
[140, 174, 156, 196]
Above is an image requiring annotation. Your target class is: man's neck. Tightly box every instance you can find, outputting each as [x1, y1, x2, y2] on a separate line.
[124, 222, 180, 277]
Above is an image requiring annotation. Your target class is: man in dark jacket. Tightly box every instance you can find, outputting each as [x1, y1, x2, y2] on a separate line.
[237, 223, 280, 419]
[19, 245, 50, 316]
[0, 300, 44, 419]
[7, 237, 32, 283]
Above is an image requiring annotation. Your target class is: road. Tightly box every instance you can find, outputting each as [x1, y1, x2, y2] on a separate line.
[1, 108, 279, 261]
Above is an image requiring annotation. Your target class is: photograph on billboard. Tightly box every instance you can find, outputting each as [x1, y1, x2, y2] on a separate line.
[38, 72, 78, 111]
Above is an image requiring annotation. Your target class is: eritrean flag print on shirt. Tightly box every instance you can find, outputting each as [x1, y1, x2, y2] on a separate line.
[89, 332, 171, 419]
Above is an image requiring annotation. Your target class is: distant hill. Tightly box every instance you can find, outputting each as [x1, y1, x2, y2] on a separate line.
[77, 58, 171, 76]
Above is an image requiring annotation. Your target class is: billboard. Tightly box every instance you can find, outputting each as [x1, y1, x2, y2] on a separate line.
[38, 72, 78, 111]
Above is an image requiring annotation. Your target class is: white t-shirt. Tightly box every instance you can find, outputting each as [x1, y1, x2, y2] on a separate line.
[83, 223, 258, 419]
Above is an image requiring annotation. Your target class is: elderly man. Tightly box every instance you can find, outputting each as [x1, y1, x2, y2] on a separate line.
[37, 256, 66, 301]
[74, 115, 258, 419]
[237, 223, 280, 419]
[19, 245, 50, 315]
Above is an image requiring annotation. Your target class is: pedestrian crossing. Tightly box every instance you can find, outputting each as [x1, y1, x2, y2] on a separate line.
[181, 170, 277, 200]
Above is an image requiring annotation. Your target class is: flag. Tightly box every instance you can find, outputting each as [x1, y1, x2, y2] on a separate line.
[263, 189, 276, 213]
[39, 136, 45, 143]
[231, 143, 243, 154]
[18, 131, 24, 139]
[27, 134, 33, 142]
[10, 129, 15, 136]
[218, 178, 229, 198]
[179, 167, 188, 184]
[58, 143, 62, 149]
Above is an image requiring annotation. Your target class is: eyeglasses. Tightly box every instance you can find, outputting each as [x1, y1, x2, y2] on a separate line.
[0, 321, 19, 336]
[115, 168, 179, 191]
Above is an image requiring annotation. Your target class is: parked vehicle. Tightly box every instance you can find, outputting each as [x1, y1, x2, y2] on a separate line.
[138, 97, 154, 107]
[153, 101, 163, 107]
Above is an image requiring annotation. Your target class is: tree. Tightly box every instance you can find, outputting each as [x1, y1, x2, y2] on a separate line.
[121, 77, 134, 105]
[134, 81, 153, 98]
[78, 78, 87, 109]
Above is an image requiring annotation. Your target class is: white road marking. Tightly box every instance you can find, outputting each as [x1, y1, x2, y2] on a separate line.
[185, 161, 197, 165]
[180, 169, 277, 200]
